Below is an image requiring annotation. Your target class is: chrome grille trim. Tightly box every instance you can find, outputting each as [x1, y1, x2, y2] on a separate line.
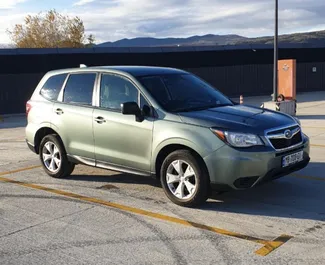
[267, 127, 301, 139]
[264, 124, 304, 151]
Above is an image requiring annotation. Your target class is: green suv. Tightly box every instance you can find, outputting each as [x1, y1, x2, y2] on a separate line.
[26, 66, 310, 207]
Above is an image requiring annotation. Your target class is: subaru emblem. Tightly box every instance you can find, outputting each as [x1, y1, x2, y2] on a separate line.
[284, 129, 292, 139]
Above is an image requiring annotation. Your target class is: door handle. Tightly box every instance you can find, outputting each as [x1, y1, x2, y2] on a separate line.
[55, 108, 64, 115]
[94, 116, 106, 124]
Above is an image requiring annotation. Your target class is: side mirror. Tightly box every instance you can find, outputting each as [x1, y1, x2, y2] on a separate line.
[121, 102, 144, 122]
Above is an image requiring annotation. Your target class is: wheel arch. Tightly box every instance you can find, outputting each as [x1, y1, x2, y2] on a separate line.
[34, 127, 64, 154]
[153, 140, 210, 182]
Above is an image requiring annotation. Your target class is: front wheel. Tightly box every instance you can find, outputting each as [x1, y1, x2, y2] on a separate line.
[39, 134, 75, 178]
[160, 150, 209, 207]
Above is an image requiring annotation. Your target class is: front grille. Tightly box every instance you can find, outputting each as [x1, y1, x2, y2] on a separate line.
[269, 133, 302, 150]
[266, 125, 303, 150]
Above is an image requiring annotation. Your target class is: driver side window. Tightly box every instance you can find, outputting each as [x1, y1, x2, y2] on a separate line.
[100, 74, 139, 111]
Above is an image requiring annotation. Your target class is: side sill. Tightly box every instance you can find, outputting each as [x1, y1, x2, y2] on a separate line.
[67, 155, 95, 167]
[67, 154, 151, 177]
[96, 161, 151, 177]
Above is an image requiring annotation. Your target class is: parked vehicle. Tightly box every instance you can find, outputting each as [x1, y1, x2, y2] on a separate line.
[26, 65, 310, 207]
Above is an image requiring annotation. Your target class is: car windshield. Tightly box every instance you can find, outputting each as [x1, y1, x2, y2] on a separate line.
[137, 73, 233, 112]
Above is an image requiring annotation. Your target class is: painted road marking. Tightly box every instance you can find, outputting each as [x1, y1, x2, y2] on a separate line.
[0, 165, 42, 176]
[291, 174, 325, 182]
[255, 235, 293, 256]
[303, 127, 325, 130]
[310, 144, 325, 148]
[0, 165, 291, 256]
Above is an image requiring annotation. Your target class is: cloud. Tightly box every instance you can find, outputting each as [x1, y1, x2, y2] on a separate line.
[65, 0, 325, 43]
[0, 0, 27, 9]
[73, 0, 96, 6]
[0, 12, 33, 44]
[1, 0, 325, 43]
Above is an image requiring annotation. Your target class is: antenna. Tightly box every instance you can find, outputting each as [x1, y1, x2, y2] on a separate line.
[80, 64, 87, 68]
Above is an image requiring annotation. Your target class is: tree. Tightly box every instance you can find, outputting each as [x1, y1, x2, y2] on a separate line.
[7, 10, 95, 48]
[85, 34, 96, 48]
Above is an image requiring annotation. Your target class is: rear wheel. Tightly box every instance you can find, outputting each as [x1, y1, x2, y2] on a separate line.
[160, 150, 209, 207]
[39, 134, 75, 178]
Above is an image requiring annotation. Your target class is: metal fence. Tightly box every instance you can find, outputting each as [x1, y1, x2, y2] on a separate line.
[1, 45, 325, 114]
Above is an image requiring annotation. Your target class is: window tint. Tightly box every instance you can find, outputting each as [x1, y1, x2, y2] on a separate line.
[138, 74, 233, 112]
[40, 74, 67, 101]
[63, 73, 96, 105]
[139, 76, 170, 105]
[100, 74, 139, 110]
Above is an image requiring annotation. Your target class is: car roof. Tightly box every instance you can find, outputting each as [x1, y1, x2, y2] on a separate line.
[47, 65, 188, 77]
[90, 65, 187, 76]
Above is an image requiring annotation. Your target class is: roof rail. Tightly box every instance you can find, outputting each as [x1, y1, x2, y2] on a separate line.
[80, 64, 87, 68]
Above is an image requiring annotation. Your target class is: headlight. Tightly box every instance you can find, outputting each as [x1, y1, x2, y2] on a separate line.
[211, 129, 264, 147]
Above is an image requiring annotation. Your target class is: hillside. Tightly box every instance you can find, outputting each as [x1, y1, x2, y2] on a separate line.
[97, 30, 325, 47]
[0, 44, 14, 48]
[235, 30, 325, 45]
[97, 34, 248, 47]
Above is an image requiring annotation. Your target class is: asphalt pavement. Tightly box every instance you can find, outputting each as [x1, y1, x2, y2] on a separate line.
[0, 91, 325, 265]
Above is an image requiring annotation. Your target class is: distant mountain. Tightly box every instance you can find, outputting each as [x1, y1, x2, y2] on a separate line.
[234, 30, 325, 45]
[97, 30, 325, 48]
[0, 44, 15, 48]
[2, 29, 325, 49]
[97, 34, 248, 47]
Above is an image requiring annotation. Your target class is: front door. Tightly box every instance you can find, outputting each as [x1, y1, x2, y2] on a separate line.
[93, 73, 154, 173]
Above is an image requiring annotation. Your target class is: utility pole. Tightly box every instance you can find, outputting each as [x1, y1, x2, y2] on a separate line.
[273, 0, 279, 101]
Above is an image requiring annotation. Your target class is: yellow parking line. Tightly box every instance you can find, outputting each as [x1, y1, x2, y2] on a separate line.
[292, 174, 325, 182]
[0, 165, 292, 256]
[0, 165, 42, 176]
[255, 235, 293, 256]
[310, 144, 325, 148]
[303, 126, 325, 129]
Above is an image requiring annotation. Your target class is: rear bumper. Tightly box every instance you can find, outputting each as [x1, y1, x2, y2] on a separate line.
[204, 134, 310, 191]
[26, 139, 37, 154]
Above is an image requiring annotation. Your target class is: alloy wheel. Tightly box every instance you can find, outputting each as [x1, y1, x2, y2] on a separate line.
[42, 141, 61, 173]
[166, 160, 198, 200]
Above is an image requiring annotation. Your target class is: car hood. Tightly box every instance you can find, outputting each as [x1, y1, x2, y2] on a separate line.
[178, 104, 297, 134]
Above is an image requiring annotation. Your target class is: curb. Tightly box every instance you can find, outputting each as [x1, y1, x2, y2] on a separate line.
[0, 113, 25, 118]
[0, 113, 25, 123]
[0, 113, 26, 118]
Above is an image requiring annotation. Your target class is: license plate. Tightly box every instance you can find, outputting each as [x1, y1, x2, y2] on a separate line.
[282, 151, 303, 167]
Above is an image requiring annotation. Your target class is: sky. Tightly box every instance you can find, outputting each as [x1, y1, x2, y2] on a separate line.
[1, 0, 325, 44]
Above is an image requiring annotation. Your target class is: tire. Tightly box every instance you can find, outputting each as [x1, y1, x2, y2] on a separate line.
[39, 134, 75, 178]
[160, 150, 209, 207]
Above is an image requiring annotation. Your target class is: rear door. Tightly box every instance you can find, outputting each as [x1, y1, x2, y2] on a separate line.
[26, 73, 68, 146]
[52, 72, 97, 162]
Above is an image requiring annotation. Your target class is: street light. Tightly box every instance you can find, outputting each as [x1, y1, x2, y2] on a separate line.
[273, 0, 278, 101]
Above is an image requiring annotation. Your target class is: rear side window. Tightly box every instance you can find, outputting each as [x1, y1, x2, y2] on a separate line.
[40, 74, 67, 101]
[63, 73, 96, 105]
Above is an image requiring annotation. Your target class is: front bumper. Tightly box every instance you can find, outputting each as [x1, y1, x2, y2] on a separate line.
[204, 134, 310, 191]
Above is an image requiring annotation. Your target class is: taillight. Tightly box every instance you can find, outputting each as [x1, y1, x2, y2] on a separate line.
[26, 101, 32, 117]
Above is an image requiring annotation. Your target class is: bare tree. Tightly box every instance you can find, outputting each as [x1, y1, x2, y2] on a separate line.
[7, 9, 95, 48]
